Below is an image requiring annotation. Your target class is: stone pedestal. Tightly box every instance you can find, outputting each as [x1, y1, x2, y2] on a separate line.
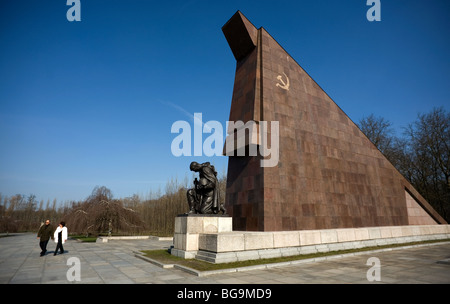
[196, 224, 450, 263]
[171, 215, 232, 259]
[171, 213, 450, 263]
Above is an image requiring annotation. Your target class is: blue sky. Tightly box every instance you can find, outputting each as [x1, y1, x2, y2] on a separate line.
[1, 0, 449, 204]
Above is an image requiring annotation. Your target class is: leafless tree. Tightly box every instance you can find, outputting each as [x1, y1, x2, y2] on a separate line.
[358, 114, 397, 159]
[64, 186, 145, 236]
[359, 108, 450, 222]
[403, 107, 450, 220]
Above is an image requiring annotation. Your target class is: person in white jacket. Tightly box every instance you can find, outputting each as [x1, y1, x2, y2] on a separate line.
[54, 221, 68, 255]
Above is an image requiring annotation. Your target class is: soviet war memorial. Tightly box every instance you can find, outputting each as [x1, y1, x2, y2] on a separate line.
[170, 11, 449, 265]
[1, 2, 449, 288]
[221, 11, 446, 231]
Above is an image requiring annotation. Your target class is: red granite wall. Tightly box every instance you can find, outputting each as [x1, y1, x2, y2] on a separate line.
[223, 11, 446, 231]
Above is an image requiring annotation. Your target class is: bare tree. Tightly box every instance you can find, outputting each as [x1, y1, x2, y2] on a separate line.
[87, 186, 113, 203]
[359, 108, 449, 222]
[64, 186, 145, 236]
[358, 114, 397, 159]
[404, 107, 450, 220]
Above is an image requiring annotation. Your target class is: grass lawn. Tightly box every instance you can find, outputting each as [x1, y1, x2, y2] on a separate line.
[0, 235, 14, 238]
[70, 235, 98, 242]
[141, 238, 450, 272]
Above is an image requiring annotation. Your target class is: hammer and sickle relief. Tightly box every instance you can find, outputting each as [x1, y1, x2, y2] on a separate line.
[276, 72, 290, 91]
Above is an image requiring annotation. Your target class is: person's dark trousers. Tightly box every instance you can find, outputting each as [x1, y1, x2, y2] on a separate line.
[39, 240, 49, 256]
[55, 240, 64, 255]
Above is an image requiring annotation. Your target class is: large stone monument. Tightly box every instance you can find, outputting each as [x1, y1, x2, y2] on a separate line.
[171, 12, 449, 262]
[222, 11, 447, 231]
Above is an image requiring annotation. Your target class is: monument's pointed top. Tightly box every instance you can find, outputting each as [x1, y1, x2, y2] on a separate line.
[222, 11, 257, 29]
[222, 11, 258, 61]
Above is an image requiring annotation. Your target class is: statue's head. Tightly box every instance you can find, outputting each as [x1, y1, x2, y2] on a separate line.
[190, 162, 201, 171]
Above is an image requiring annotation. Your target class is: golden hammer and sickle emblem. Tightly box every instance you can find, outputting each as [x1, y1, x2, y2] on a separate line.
[276, 72, 290, 91]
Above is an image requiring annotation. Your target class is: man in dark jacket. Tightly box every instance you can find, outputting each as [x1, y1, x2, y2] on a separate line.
[37, 219, 54, 256]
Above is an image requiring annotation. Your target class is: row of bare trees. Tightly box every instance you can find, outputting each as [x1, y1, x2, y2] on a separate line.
[0, 173, 227, 236]
[1, 108, 447, 234]
[358, 107, 449, 222]
[0, 194, 60, 233]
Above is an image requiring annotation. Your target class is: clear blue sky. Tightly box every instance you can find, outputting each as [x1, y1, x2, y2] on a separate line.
[1, 0, 449, 204]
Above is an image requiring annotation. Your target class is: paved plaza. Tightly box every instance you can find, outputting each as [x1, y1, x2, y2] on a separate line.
[0, 233, 449, 284]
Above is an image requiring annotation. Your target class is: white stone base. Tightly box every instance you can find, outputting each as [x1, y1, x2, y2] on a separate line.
[170, 248, 198, 259]
[172, 215, 232, 259]
[171, 216, 450, 264]
[196, 232, 450, 263]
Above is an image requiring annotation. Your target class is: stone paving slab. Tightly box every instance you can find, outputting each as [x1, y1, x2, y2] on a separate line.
[0, 233, 449, 284]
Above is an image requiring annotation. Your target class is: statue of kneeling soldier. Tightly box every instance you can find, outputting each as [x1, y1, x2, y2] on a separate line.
[186, 162, 227, 215]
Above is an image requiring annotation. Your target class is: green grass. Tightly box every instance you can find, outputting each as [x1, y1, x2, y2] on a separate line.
[0, 235, 14, 239]
[70, 235, 98, 242]
[141, 238, 450, 272]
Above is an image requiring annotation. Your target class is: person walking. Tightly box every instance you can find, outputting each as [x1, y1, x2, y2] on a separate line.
[53, 221, 68, 255]
[37, 219, 54, 257]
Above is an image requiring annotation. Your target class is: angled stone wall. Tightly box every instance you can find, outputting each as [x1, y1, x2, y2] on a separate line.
[222, 11, 447, 231]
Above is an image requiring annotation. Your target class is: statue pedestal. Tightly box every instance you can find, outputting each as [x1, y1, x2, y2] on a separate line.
[171, 215, 232, 259]
[173, 222, 450, 263]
